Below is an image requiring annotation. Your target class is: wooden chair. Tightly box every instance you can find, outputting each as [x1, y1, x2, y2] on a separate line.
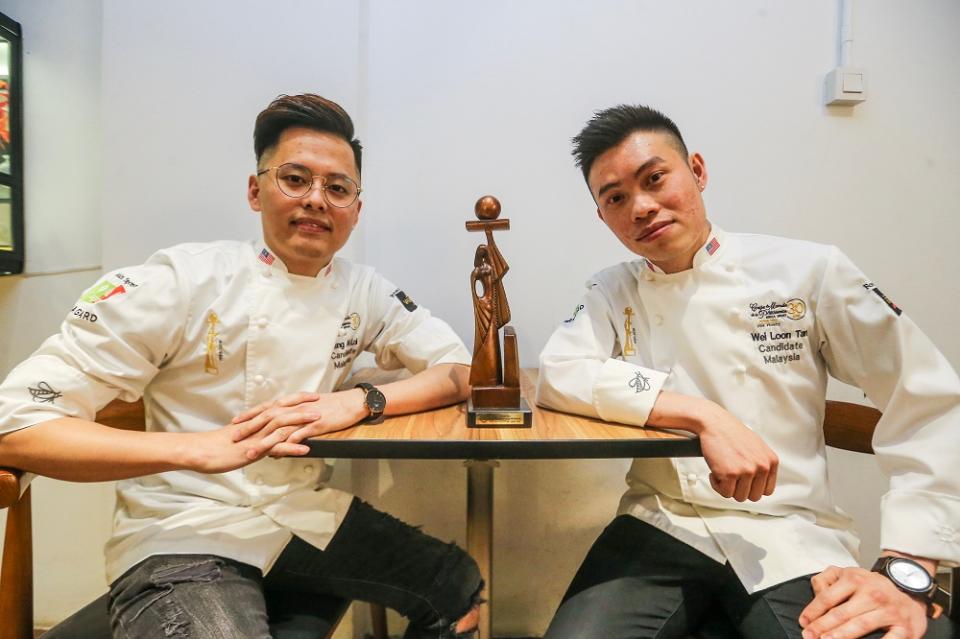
[0, 399, 388, 639]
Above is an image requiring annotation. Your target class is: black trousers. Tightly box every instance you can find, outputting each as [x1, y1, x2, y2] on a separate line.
[545, 515, 956, 639]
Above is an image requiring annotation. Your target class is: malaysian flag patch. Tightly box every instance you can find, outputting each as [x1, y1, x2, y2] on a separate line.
[258, 248, 275, 265]
[705, 237, 720, 255]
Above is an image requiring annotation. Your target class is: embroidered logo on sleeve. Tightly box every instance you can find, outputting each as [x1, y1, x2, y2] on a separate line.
[80, 281, 126, 304]
[204, 311, 222, 374]
[622, 307, 637, 356]
[28, 381, 62, 404]
[863, 283, 902, 316]
[628, 371, 651, 393]
[391, 289, 418, 312]
[79, 272, 140, 304]
[564, 303, 585, 323]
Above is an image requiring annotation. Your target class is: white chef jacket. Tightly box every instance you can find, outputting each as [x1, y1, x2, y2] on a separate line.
[537, 225, 960, 593]
[0, 239, 471, 583]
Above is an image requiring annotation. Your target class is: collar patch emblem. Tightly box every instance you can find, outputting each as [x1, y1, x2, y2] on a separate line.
[258, 248, 275, 266]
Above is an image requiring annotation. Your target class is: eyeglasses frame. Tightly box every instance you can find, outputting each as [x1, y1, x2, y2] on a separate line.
[256, 163, 362, 208]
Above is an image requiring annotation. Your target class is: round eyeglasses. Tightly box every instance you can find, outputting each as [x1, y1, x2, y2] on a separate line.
[257, 163, 361, 207]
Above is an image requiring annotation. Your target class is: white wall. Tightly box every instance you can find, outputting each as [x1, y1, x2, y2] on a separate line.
[0, 0, 107, 626]
[1, 0, 957, 635]
[99, 0, 366, 269]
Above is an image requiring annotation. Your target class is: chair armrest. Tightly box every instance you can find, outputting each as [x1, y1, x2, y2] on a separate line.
[0, 466, 24, 510]
[823, 400, 879, 454]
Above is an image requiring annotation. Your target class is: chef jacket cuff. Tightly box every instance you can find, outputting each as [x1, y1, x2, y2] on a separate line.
[880, 489, 960, 566]
[592, 358, 669, 427]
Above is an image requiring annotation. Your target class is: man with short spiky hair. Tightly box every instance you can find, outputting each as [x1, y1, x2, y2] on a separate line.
[0, 94, 481, 638]
[537, 104, 959, 638]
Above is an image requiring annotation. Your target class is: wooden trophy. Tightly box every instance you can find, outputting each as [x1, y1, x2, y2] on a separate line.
[466, 195, 532, 427]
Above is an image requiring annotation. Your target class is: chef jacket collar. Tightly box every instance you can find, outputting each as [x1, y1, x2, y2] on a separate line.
[641, 223, 727, 275]
[253, 240, 337, 283]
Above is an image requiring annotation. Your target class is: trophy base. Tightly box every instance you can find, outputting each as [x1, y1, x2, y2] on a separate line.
[467, 397, 533, 428]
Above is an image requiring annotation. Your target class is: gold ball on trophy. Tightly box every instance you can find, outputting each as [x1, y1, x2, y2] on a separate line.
[475, 195, 501, 220]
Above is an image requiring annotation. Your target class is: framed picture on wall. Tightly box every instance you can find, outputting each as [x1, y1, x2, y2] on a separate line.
[0, 11, 24, 275]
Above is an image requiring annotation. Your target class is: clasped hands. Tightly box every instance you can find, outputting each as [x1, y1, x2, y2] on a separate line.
[189, 390, 366, 473]
[236, 390, 369, 457]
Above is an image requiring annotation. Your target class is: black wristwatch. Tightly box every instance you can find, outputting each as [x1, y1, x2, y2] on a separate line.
[871, 556, 948, 618]
[355, 382, 386, 425]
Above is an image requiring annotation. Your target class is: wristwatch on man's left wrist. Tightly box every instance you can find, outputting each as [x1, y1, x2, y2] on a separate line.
[871, 556, 947, 618]
[355, 382, 386, 425]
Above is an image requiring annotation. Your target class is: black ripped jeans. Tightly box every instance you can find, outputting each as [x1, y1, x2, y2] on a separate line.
[108, 498, 483, 639]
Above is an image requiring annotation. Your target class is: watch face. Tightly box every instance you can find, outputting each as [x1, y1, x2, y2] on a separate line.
[366, 389, 386, 412]
[888, 559, 933, 592]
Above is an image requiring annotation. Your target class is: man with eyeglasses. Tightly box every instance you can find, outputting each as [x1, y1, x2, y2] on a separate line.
[0, 94, 481, 638]
[537, 104, 959, 638]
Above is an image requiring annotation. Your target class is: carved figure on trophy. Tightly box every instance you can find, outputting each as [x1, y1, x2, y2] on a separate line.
[466, 195, 531, 427]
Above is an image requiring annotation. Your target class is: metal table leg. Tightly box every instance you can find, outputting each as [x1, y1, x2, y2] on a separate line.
[465, 460, 498, 639]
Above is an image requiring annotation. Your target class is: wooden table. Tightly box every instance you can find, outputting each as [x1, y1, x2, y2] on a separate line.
[305, 370, 701, 639]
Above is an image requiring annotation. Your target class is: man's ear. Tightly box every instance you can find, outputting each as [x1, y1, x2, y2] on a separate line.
[596, 207, 605, 223]
[689, 152, 708, 190]
[353, 199, 363, 227]
[247, 174, 261, 212]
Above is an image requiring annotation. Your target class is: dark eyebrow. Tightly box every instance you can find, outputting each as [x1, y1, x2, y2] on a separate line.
[596, 156, 667, 198]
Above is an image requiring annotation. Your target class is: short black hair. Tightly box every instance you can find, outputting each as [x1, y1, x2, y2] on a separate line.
[572, 104, 688, 183]
[254, 94, 363, 174]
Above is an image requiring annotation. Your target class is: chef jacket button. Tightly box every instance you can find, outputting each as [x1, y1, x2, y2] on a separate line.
[332, 282, 340, 289]
[686, 472, 698, 484]
[653, 314, 664, 326]
[254, 374, 265, 385]
[253, 475, 264, 485]
[736, 364, 747, 374]
[262, 269, 272, 279]
[725, 263, 735, 272]
[302, 465, 315, 475]
[257, 317, 268, 329]
[643, 272, 654, 282]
